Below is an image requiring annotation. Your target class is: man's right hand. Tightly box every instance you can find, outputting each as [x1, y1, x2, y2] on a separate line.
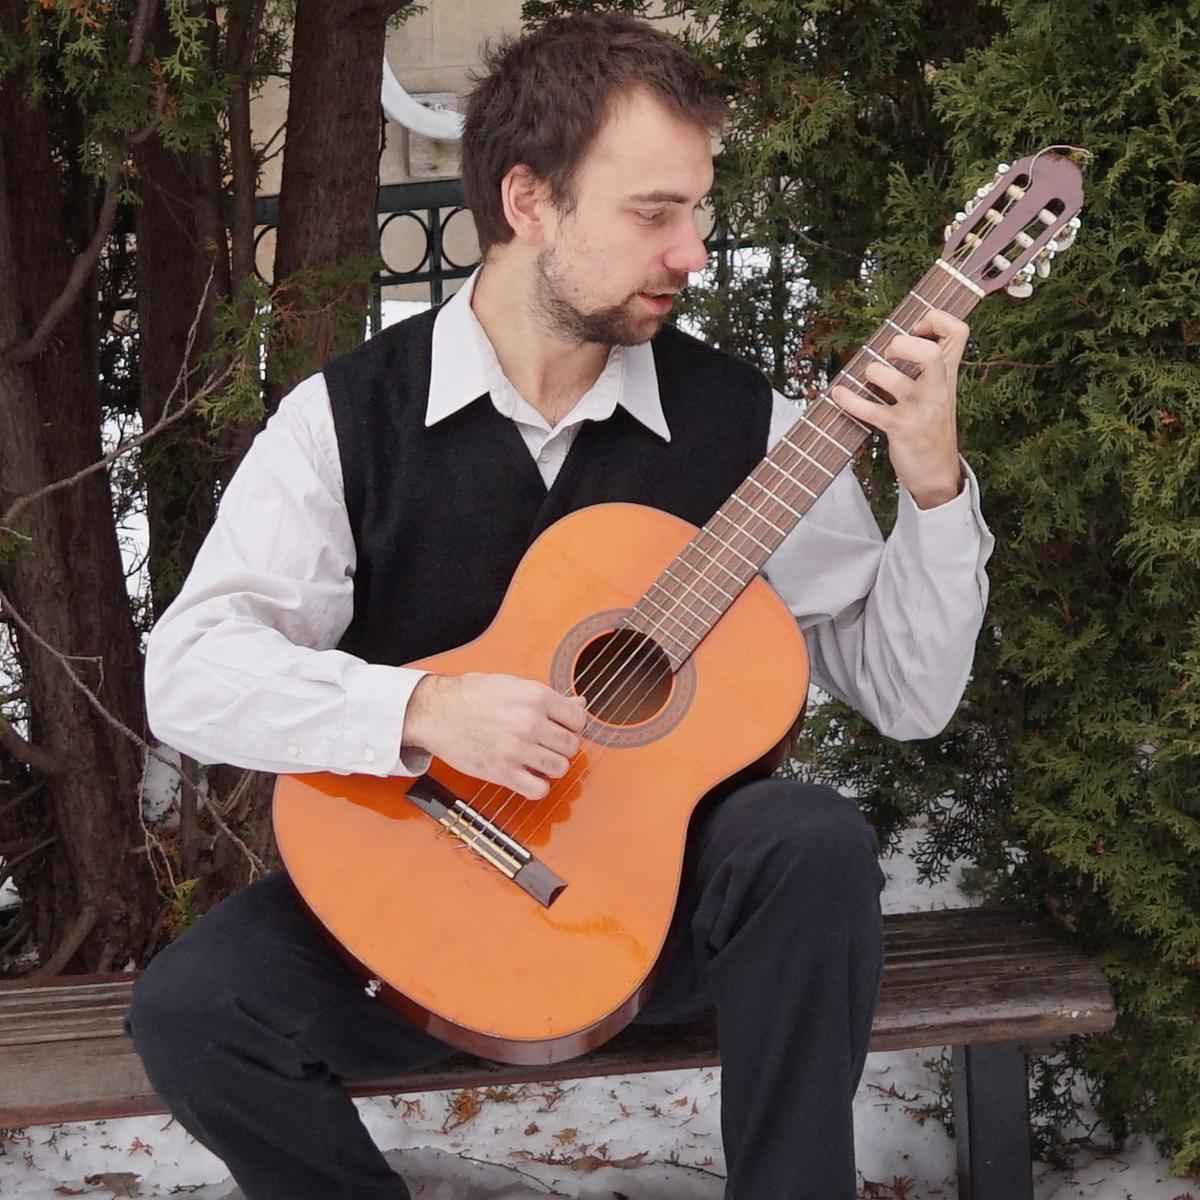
[403, 673, 588, 801]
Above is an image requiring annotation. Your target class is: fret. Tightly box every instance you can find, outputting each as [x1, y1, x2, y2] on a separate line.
[908, 289, 934, 309]
[651, 577, 721, 619]
[836, 372, 875, 399]
[664, 563, 735, 604]
[760, 456, 818, 499]
[725, 493, 787, 542]
[862, 345, 889, 367]
[802, 416, 851, 457]
[744, 474, 804, 521]
[637, 594, 706, 647]
[643, 585, 713, 632]
[884, 318, 906, 336]
[826, 396, 872, 434]
[643, 619, 692, 656]
[691, 528, 758, 575]
[781, 434, 835, 477]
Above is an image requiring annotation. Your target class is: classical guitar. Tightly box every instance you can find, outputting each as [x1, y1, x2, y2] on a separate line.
[274, 149, 1084, 1065]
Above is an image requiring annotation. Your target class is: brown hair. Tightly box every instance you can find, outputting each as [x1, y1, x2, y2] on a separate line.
[462, 13, 727, 256]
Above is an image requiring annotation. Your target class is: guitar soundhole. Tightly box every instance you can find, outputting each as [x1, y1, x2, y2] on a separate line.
[573, 630, 673, 727]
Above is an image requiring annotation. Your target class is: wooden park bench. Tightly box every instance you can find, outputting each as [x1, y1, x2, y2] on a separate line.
[0, 907, 1114, 1200]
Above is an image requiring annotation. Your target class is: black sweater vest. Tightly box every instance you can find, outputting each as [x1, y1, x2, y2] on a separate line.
[325, 308, 772, 666]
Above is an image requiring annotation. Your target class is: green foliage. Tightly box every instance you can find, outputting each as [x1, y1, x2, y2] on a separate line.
[802, 0, 1200, 1173]
[4, 1, 226, 169]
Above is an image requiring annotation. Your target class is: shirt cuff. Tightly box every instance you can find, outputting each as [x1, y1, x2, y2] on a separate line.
[893, 459, 987, 564]
[340, 661, 431, 777]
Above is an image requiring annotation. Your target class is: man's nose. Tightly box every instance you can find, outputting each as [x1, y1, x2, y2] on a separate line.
[665, 223, 709, 274]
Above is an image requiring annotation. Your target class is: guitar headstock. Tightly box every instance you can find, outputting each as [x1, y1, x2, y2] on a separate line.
[941, 149, 1086, 300]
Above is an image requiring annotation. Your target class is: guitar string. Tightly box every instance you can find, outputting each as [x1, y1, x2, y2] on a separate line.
[500, 265, 983, 849]
[442, 180, 1028, 857]
[463, 393, 865, 839]
[501, 209, 1016, 849]
[460, 241, 988, 854]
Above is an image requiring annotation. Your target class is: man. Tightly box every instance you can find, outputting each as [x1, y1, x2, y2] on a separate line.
[131, 12, 993, 1199]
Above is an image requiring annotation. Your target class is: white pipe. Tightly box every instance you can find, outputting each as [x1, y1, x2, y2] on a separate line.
[381, 57, 465, 140]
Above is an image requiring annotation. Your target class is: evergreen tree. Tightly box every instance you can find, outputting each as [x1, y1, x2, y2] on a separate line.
[810, 0, 1200, 1169]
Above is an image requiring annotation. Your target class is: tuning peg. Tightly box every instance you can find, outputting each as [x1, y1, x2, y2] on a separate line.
[1006, 279, 1034, 299]
[1054, 220, 1081, 252]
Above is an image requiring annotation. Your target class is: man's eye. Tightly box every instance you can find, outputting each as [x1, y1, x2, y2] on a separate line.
[636, 210, 665, 223]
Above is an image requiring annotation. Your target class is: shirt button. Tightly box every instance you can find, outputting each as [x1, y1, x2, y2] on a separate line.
[287, 744, 299, 758]
[363, 747, 377, 764]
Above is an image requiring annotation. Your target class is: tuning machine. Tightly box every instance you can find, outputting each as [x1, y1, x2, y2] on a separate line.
[1006, 215, 1082, 298]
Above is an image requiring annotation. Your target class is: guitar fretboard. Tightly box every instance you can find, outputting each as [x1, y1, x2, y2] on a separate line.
[626, 262, 982, 668]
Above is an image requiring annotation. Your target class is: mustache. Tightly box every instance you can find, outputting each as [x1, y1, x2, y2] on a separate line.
[637, 275, 689, 295]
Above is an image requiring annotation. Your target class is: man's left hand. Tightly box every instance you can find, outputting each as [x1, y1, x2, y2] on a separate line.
[830, 308, 968, 510]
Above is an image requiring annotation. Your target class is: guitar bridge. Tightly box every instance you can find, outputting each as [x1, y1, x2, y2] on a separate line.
[405, 774, 567, 908]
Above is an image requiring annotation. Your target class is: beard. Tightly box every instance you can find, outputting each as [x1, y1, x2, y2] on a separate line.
[534, 246, 685, 347]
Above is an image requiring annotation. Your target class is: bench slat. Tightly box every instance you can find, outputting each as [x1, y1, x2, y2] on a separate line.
[0, 908, 1117, 1127]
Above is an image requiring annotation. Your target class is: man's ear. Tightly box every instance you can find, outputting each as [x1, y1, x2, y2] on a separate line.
[500, 164, 551, 246]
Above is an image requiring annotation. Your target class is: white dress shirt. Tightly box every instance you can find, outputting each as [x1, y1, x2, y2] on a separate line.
[145, 271, 994, 778]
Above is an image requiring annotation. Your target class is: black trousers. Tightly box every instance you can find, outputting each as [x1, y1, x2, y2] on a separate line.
[127, 780, 885, 1199]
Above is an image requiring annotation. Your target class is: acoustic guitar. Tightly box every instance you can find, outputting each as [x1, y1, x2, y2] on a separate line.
[274, 149, 1085, 1065]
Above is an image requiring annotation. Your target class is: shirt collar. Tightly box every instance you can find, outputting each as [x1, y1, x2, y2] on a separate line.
[426, 269, 671, 441]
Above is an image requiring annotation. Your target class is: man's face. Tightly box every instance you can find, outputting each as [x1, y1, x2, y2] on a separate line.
[534, 87, 714, 347]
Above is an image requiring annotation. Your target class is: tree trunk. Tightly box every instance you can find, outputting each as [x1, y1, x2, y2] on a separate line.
[133, 11, 225, 620]
[0, 25, 158, 972]
[268, 0, 413, 409]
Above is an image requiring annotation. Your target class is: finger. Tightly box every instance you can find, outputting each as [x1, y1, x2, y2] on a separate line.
[530, 748, 571, 777]
[538, 722, 581, 759]
[885, 333, 941, 365]
[912, 310, 969, 362]
[511, 769, 550, 802]
[829, 387, 893, 432]
[864, 361, 916, 403]
[548, 691, 589, 733]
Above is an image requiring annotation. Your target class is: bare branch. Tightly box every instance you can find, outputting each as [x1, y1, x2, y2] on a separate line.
[0, 781, 46, 822]
[3, 268, 225, 530]
[206, 800, 264, 880]
[0, 716, 66, 777]
[6, 160, 123, 365]
[0, 833, 57, 896]
[0, 921, 31, 962]
[128, 0, 161, 67]
[29, 903, 97, 979]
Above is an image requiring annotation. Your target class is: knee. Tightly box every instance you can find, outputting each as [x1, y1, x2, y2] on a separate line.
[126, 939, 224, 1077]
[727, 780, 883, 897]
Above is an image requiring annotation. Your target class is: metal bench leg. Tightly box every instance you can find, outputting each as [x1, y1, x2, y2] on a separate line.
[951, 1043, 1033, 1200]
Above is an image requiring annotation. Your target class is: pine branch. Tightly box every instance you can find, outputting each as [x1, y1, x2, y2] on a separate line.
[3, 0, 164, 367]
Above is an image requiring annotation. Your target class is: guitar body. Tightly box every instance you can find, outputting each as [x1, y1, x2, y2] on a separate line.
[274, 501, 808, 1065]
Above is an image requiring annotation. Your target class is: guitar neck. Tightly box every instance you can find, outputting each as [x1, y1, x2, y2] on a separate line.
[624, 262, 984, 668]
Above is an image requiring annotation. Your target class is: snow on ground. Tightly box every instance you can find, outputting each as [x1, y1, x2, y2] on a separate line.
[1, 826, 1195, 1199]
